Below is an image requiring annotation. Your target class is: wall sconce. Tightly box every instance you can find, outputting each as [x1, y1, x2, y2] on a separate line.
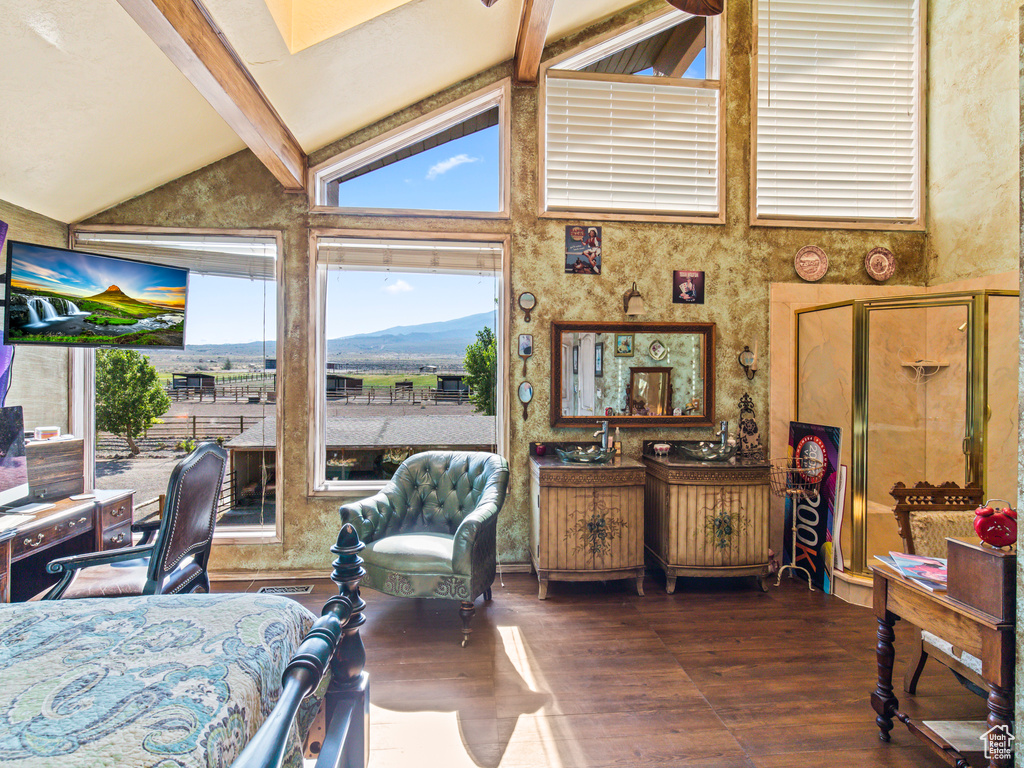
[738, 342, 758, 380]
[623, 282, 646, 315]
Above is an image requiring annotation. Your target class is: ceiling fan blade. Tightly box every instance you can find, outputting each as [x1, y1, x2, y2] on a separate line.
[481, 0, 501, 6]
[666, 0, 724, 15]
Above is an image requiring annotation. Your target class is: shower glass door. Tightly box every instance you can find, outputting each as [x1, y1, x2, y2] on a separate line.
[862, 299, 972, 569]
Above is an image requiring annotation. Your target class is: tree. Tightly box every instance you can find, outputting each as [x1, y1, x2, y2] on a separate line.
[223, 357, 233, 370]
[464, 326, 497, 416]
[95, 349, 170, 456]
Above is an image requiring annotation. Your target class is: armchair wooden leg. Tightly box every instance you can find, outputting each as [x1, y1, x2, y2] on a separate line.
[903, 626, 928, 694]
[459, 600, 476, 647]
[483, 587, 492, 601]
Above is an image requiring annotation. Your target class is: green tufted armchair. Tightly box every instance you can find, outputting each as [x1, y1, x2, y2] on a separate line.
[339, 450, 509, 645]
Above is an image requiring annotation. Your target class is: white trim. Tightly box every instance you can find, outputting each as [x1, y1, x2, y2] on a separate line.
[309, 230, 508, 494]
[310, 80, 511, 216]
[550, 9, 691, 72]
[539, 8, 724, 219]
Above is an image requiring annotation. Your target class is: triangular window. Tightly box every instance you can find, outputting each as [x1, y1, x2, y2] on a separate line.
[312, 81, 508, 215]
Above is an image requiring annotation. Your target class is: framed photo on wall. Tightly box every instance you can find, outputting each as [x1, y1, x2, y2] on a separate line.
[565, 225, 601, 274]
[615, 334, 634, 357]
[595, 342, 604, 377]
[673, 270, 706, 304]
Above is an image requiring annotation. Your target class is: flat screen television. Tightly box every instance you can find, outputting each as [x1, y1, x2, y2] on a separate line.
[0, 406, 28, 507]
[4, 240, 188, 349]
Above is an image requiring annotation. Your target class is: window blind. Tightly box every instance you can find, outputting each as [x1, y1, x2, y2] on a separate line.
[545, 76, 719, 214]
[755, 0, 921, 221]
[71, 231, 277, 280]
[317, 238, 501, 276]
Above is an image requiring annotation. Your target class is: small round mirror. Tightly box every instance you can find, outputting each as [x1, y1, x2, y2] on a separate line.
[518, 292, 537, 322]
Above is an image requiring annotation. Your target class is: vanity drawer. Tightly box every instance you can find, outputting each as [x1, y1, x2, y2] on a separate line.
[12, 513, 93, 561]
[101, 521, 132, 551]
[100, 496, 133, 530]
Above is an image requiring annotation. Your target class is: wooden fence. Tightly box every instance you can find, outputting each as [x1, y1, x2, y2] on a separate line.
[327, 385, 474, 405]
[135, 470, 263, 522]
[166, 386, 276, 403]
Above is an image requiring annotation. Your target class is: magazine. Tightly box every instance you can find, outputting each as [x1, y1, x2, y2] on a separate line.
[888, 551, 948, 592]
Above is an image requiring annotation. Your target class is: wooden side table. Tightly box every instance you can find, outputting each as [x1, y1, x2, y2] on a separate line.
[871, 564, 1015, 768]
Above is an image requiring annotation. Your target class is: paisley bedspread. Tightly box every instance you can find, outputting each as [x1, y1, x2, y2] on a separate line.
[0, 593, 322, 768]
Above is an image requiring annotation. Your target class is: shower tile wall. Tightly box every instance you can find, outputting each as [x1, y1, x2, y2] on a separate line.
[796, 307, 854, 569]
[921, 304, 969, 488]
[986, 295, 1019, 505]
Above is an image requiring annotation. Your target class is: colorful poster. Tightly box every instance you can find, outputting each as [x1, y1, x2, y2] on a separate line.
[565, 225, 601, 274]
[782, 421, 842, 592]
[672, 270, 705, 304]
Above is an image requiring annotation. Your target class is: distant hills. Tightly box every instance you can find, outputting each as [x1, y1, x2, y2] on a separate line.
[154, 311, 495, 359]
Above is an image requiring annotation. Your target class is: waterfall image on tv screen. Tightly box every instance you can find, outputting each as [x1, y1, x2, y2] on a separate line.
[5, 241, 188, 349]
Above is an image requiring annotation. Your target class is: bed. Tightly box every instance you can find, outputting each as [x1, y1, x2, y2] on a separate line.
[0, 524, 369, 768]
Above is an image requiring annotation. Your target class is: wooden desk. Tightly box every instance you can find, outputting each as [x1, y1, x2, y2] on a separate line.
[871, 564, 1015, 768]
[0, 489, 133, 602]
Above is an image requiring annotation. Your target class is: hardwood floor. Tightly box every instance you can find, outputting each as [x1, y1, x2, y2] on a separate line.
[213, 572, 990, 767]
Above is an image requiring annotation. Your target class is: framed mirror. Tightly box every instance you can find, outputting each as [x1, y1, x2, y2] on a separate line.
[550, 321, 715, 427]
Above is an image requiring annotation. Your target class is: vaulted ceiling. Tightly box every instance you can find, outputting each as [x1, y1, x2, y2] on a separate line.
[1, 0, 639, 223]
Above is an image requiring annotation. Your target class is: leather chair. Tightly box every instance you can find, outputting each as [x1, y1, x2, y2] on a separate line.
[42, 442, 228, 599]
[339, 451, 509, 646]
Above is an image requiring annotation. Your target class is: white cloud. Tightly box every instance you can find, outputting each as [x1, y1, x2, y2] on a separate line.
[426, 154, 480, 180]
[383, 279, 413, 294]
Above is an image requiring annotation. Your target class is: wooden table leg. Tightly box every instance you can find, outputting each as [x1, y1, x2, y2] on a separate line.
[871, 612, 899, 742]
[985, 682, 1013, 768]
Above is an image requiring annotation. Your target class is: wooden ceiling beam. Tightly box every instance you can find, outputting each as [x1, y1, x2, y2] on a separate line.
[653, 17, 706, 78]
[117, 0, 307, 192]
[514, 0, 555, 85]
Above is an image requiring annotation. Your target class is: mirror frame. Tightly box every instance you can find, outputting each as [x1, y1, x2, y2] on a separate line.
[550, 320, 715, 428]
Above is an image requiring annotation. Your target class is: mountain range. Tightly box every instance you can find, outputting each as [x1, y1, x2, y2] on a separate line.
[158, 311, 495, 358]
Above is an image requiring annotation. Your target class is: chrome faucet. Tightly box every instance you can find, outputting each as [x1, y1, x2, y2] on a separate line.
[717, 420, 729, 448]
[594, 420, 610, 450]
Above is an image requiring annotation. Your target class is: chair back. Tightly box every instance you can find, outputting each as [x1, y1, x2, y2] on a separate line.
[385, 451, 509, 535]
[890, 481, 984, 557]
[148, 442, 228, 588]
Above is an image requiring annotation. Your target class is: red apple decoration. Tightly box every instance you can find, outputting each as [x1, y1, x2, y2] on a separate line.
[974, 501, 1017, 548]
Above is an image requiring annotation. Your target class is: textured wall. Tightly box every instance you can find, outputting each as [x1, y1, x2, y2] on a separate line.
[0, 199, 71, 433]
[928, 0, 1020, 284]
[84, 0, 928, 571]
[1015, 3, 1023, 753]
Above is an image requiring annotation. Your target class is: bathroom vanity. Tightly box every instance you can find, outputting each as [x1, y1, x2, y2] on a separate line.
[643, 450, 771, 592]
[529, 455, 646, 600]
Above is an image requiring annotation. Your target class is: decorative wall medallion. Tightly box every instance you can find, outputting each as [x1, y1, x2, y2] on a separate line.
[565, 498, 628, 557]
[865, 247, 896, 281]
[794, 245, 828, 282]
[738, 393, 763, 459]
[649, 339, 667, 360]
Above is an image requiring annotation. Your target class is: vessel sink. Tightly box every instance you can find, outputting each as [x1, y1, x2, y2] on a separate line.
[677, 442, 737, 462]
[554, 446, 617, 464]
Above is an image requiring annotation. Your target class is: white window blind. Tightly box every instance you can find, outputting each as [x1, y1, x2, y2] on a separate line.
[545, 76, 719, 214]
[755, 0, 921, 221]
[71, 231, 277, 280]
[317, 238, 501, 276]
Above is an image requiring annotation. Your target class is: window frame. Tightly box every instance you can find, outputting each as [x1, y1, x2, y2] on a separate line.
[538, 7, 726, 224]
[69, 225, 285, 545]
[749, 0, 926, 231]
[308, 80, 512, 219]
[307, 228, 510, 497]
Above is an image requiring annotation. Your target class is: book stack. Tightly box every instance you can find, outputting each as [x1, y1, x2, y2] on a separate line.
[874, 551, 947, 592]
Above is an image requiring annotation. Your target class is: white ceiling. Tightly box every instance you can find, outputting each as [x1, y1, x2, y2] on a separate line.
[1, 0, 640, 224]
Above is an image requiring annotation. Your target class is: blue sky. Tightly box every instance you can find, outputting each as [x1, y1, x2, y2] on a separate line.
[185, 270, 497, 345]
